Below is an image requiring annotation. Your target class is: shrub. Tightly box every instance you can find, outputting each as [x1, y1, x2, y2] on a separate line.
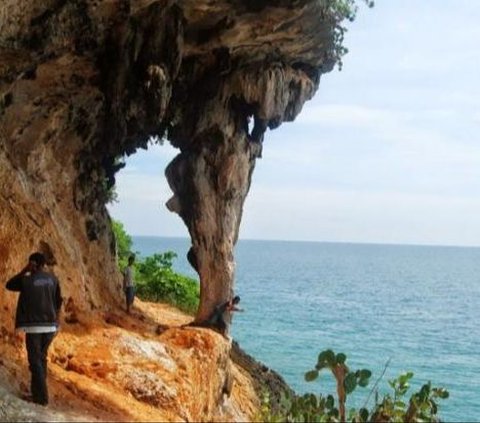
[135, 252, 199, 315]
[111, 220, 200, 315]
[111, 219, 133, 269]
[257, 349, 449, 423]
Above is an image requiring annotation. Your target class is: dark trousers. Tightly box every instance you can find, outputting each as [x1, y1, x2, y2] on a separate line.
[207, 311, 228, 334]
[125, 286, 135, 307]
[25, 332, 55, 405]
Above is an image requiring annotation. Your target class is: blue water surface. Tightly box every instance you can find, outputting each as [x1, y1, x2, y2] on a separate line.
[133, 236, 480, 422]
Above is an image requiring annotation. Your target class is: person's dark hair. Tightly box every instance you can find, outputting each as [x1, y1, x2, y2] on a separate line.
[232, 295, 240, 304]
[29, 252, 46, 267]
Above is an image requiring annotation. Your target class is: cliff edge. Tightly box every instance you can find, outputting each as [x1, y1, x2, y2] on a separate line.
[1, 299, 293, 421]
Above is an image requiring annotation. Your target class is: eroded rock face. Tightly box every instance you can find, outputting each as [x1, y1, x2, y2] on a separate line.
[0, 0, 340, 323]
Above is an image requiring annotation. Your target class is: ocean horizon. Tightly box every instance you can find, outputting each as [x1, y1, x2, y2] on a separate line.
[132, 236, 480, 422]
[132, 234, 480, 250]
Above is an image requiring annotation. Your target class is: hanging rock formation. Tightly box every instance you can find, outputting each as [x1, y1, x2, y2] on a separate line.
[0, 0, 343, 322]
[0, 0, 349, 419]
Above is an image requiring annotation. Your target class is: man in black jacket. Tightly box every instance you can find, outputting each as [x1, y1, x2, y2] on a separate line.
[6, 252, 62, 406]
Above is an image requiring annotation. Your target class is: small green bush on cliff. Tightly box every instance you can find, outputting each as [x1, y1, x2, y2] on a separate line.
[111, 219, 200, 315]
[257, 349, 449, 423]
[135, 252, 199, 315]
[323, 0, 375, 69]
[111, 219, 133, 269]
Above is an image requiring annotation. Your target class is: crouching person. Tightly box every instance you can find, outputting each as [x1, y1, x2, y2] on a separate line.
[207, 295, 243, 337]
[5, 252, 62, 406]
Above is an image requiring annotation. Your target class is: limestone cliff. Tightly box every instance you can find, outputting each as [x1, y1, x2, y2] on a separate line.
[0, 0, 350, 420]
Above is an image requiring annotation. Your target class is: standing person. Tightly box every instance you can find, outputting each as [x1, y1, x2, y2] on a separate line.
[5, 252, 62, 406]
[207, 295, 243, 336]
[123, 255, 135, 314]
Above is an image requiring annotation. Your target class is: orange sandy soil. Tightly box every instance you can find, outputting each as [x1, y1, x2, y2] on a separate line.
[0, 300, 259, 422]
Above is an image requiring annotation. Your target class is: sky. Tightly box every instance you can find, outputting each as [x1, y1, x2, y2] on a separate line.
[108, 0, 480, 247]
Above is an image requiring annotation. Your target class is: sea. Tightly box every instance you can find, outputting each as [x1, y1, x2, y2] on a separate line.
[133, 236, 480, 422]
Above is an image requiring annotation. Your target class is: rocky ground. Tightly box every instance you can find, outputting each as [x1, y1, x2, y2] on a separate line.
[0, 300, 260, 422]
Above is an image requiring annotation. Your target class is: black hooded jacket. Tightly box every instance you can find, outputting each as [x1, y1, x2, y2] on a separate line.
[6, 270, 62, 328]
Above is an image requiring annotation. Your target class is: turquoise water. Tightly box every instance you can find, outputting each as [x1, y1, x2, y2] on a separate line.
[133, 236, 480, 422]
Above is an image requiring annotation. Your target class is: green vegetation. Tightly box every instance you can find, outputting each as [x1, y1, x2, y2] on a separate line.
[258, 349, 449, 422]
[304, 349, 372, 421]
[325, 0, 375, 70]
[135, 252, 199, 314]
[111, 219, 133, 269]
[111, 219, 200, 315]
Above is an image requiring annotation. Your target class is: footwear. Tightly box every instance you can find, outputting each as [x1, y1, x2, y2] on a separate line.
[32, 397, 48, 406]
[21, 392, 48, 405]
[20, 393, 34, 402]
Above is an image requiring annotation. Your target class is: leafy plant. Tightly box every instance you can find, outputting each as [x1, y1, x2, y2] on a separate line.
[111, 220, 200, 315]
[371, 373, 449, 422]
[257, 390, 342, 423]
[305, 349, 371, 421]
[111, 219, 133, 269]
[135, 252, 200, 315]
[257, 350, 449, 423]
[321, 0, 375, 70]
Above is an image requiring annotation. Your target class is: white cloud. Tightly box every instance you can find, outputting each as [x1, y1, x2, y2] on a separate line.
[295, 104, 397, 127]
[266, 103, 480, 189]
[473, 111, 480, 124]
[114, 173, 168, 202]
[108, 170, 186, 237]
[109, 98, 480, 244]
[241, 186, 480, 246]
[108, 1, 480, 247]
[143, 142, 179, 160]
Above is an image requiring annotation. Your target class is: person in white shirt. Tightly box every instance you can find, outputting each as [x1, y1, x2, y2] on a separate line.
[123, 255, 135, 314]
